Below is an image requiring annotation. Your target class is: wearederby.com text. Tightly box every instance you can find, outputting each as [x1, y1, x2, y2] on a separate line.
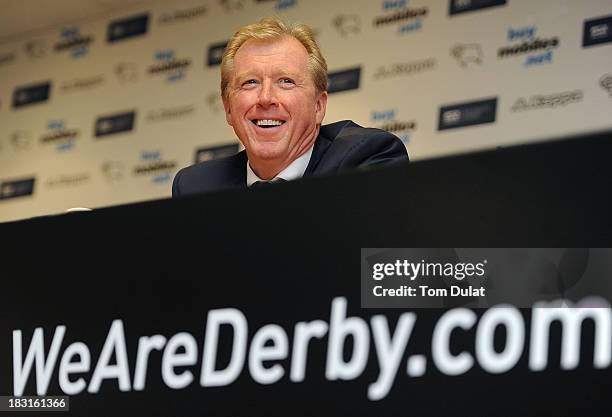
[12, 297, 611, 401]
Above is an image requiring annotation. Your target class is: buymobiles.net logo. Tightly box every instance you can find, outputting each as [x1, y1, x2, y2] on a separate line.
[498, 26, 559, 67]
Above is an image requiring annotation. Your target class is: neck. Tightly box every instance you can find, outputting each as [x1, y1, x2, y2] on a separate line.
[249, 159, 287, 180]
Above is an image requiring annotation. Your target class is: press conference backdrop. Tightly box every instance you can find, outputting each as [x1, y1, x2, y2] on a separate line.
[1, 0, 611, 222]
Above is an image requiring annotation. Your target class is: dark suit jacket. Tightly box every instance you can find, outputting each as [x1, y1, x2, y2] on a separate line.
[172, 120, 408, 197]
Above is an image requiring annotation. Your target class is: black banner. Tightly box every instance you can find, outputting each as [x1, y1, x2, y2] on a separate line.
[12, 82, 51, 108]
[2, 129, 612, 416]
[107, 14, 149, 43]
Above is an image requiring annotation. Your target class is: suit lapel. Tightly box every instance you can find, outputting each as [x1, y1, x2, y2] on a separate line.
[304, 131, 332, 175]
[228, 151, 248, 188]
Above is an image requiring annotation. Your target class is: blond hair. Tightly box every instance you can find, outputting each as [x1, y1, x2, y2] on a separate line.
[220, 17, 327, 99]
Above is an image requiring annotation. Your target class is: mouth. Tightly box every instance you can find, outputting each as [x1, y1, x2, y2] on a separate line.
[251, 119, 287, 129]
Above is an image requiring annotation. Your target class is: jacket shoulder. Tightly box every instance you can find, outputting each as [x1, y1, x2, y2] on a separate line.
[172, 151, 245, 197]
[316, 120, 408, 172]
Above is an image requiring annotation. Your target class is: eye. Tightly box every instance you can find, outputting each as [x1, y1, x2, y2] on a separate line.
[241, 79, 258, 87]
[280, 78, 295, 85]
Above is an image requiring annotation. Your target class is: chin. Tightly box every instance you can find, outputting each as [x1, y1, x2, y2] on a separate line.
[250, 142, 287, 161]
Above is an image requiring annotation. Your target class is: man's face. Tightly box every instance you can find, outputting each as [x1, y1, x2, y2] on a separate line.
[223, 36, 327, 167]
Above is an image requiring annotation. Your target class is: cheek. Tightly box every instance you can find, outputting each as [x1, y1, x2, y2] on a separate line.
[230, 94, 256, 116]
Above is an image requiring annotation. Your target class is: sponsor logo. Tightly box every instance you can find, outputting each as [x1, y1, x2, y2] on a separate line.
[276, 0, 297, 10]
[195, 143, 240, 163]
[327, 67, 361, 94]
[332, 14, 361, 37]
[115, 62, 139, 83]
[134, 150, 177, 183]
[583, 15, 612, 48]
[45, 172, 90, 188]
[450, 44, 482, 67]
[0, 177, 35, 201]
[101, 161, 125, 181]
[145, 104, 195, 122]
[94, 111, 136, 138]
[600, 74, 612, 97]
[60, 75, 105, 93]
[370, 109, 415, 144]
[107, 14, 149, 43]
[256, 0, 297, 9]
[219, 0, 244, 12]
[9, 131, 33, 150]
[207, 41, 228, 66]
[148, 50, 191, 82]
[12, 81, 51, 108]
[373, 1, 428, 35]
[373, 57, 436, 79]
[206, 92, 223, 113]
[438, 97, 497, 131]
[23, 39, 47, 58]
[0, 51, 16, 66]
[39, 120, 79, 152]
[159, 5, 207, 24]
[449, 0, 506, 16]
[511, 90, 583, 112]
[54, 27, 93, 58]
[498, 26, 559, 67]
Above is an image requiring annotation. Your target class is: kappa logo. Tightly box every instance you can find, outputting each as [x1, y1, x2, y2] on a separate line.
[45, 173, 90, 188]
[145, 105, 195, 122]
[373, 58, 436, 80]
[511, 90, 583, 112]
[450, 44, 482, 67]
[60, 75, 105, 93]
[159, 5, 207, 24]
[332, 15, 361, 37]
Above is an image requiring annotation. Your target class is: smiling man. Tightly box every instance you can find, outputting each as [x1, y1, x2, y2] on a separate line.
[172, 17, 408, 196]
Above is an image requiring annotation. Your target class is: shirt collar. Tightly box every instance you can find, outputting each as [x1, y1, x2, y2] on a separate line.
[246, 146, 314, 186]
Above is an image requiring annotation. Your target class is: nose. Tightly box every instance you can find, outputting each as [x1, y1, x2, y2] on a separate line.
[257, 80, 277, 108]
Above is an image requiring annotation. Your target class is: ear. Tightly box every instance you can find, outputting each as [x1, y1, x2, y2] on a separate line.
[222, 94, 233, 126]
[314, 91, 328, 125]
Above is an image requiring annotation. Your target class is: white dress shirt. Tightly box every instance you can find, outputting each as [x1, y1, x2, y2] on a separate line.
[246, 146, 314, 186]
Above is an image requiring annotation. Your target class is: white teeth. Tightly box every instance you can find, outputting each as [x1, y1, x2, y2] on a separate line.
[255, 119, 284, 126]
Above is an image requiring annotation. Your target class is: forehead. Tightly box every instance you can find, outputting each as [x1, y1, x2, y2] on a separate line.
[233, 36, 309, 73]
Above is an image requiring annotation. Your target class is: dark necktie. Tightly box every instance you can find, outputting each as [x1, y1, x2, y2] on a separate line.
[250, 178, 287, 188]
